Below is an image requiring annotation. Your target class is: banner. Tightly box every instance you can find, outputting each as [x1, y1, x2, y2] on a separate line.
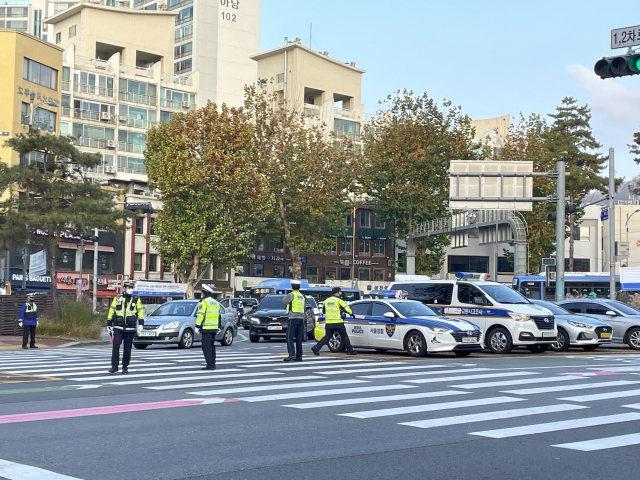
[29, 250, 47, 277]
[133, 281, 188, 297]
[621, 267, 640, 291]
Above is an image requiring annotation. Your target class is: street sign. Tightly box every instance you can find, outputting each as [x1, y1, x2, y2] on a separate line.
[611, 25, 640, 49]
[601, 209, 609, 221]
[542, 258, 556, 267]
[616, 241, 630, 258]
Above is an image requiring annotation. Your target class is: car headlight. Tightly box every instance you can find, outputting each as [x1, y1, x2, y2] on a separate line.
[509, 313, 531, 322]
[250, 317, 260, 324]
[568, 320, 592, 329]
[162, 322, 180, 330]
[431, 327, 451, 333]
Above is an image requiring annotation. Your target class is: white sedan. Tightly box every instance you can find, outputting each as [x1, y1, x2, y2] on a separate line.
[314, 299, 484, 357]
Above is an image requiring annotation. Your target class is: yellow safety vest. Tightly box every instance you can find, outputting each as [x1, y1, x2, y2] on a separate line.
[287, 291, 305, 313]
[324, 296, 351, 324]
[196, 297, 220, 331]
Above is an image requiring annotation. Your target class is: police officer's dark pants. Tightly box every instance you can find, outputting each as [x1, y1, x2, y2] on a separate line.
[111, 329, 134, 369]
[315, 323, 354, 353]
[22, 325, 36, 347]
[286, 318, 304, 359]
[201, 331, 217, 367]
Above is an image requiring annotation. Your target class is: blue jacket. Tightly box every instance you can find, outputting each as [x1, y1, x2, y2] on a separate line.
[19, 301, 38, 326]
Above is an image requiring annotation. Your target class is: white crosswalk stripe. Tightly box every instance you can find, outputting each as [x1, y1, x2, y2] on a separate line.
[553, 433, 640, 451]
[358, 367, 495, 379]
[450, 376, 588, 389]
[283, 390, 469, 409]
[237, 384, 416, 402]
[403, 371, 539, 384]
[146, 374, 324, 390]
[558, 389, 640, 402]
[501, 380, 640, 395]
[188, 379, 368, 396]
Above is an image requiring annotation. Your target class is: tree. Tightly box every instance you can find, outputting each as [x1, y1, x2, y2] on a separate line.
[0, 130, 130, 308]
[362, 90, 477, 276]
[144, 101, 272, 298]
[545, 97, 607, 272]
[631, 131, 640, 164]
[243, 86, 359, 279]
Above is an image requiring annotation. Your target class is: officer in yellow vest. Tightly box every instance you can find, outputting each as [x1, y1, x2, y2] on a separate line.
[282, 279, 308, 362]
[195, 284, 221, 370]
[107, 280, 144, 374]
[312, 286, 357, 356]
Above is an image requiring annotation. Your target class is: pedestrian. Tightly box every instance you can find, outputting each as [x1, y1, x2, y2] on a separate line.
[18, 293, 39, 350]
[236, 295, 243, 327]
[106, 280, 144, 374]
[195, 284, 220, 370]
[282, 280, 307, 362]
[312, 286, 357, 356]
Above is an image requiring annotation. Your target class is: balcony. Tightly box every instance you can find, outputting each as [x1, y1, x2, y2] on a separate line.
[169, 0, 192, 10]
[117, 116, 158, 129]
[174, 50, 192, 60]
[61, 106, 71, 118]
[117, 142, 146, 154]
[118, 91, 157, 106]
[175, 33, 193, 43]
[335, 131, 361, 142]
[160, 98, 191, 110]
[117, 166, 147, 176]
[118, 64, 153, 80]
[74, 55, 111, 72]
[74, 83, 115, 99]
[160, 72, 192, 86]
[334, 108, 357, 119]
[304, 104, 320, 117]
[62, 80, 70, 92]
[71, 136, 116, 150]
[175, 16, 192, 26]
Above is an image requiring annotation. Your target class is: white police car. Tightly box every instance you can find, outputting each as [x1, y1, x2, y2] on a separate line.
[314, 299, 483, 357]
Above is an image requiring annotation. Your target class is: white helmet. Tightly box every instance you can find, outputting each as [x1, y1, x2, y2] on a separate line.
[202, 284, 215, 295]
[290, 280, 301, 286]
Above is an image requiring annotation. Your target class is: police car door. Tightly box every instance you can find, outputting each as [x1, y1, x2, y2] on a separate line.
[367, 302, 403, 350]
[454, 283, 491, 333]
[347, 302, 371, 347]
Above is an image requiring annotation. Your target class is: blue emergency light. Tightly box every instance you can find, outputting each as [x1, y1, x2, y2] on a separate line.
[455, 272, 490, 281]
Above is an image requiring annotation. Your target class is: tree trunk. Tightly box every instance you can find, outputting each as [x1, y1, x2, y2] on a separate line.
[277, 195, 299, 278]
[289, 247, 302, 280]
[185, 255, 200, 299]
[568, 192, 575, 272]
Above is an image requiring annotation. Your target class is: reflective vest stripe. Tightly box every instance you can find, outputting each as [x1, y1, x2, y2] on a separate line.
[287, 291, 305, 313]
[24, 303, 37, 320]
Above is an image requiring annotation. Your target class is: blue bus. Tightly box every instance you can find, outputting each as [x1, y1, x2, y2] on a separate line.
[248, 279, 362, 303]
[512, 274, 621, 300]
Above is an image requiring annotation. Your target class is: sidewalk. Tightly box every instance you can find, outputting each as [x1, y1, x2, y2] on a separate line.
[0, 334, 110, 350]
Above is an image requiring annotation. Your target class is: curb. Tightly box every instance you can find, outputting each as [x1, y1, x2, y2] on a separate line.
[56, 340, 111, 348]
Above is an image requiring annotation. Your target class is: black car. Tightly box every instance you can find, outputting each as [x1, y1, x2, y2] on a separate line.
[248, 294, 315, 343]
[219, 297, 259, 330]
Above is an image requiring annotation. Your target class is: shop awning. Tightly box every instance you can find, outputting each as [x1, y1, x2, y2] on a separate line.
[373, 230, 389, 240]
[98, 245, 115, 253]
[358, 228, 374, 239]
[58, 242, 78, 250]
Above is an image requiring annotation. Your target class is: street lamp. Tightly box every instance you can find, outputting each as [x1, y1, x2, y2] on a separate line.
[626, 209, 640, 242]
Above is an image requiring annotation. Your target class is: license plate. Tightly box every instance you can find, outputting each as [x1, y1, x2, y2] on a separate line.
[268, 325, 283, 331]
[542, 332, 555, 337]
[462, 337, 476, 343]
[139, 332, 156, 337]
[600, 332, 612, 338]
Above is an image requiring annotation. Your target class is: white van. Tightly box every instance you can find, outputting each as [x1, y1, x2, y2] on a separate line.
[388, 273, 557, 354]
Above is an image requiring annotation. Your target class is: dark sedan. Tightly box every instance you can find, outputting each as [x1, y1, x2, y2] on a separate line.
[248, 294, 315, 343]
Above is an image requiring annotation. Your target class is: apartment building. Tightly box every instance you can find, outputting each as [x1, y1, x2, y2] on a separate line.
[0, 3, 30, 33]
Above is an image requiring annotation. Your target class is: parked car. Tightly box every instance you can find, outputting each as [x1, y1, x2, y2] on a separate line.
[220, 297, 259, 330]
[133, 300, 237, 349]
[557, 299, 640, 350]
[531, 300, 613, 352]
[315, 299, 483, 357]
[248, 294, 315, 343]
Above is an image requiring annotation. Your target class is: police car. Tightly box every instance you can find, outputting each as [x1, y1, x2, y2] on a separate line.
[314, 299, 483, 357]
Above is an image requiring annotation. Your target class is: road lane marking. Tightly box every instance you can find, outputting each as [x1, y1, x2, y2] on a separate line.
[283, 390, 469, 409]
[558, 389, 640, 403]
[339, 396, 524, 419]
[102, 370, 276, 386]
[451, 376, 587, 389]
[67, 367, 247, 382]
[145, 374, 324, 390]
[501, 380, 640, 395]
[553, 433, 640, 451]
[237, 385, 416, 402]
[188, 379, 367, 396]
[0, 458, 83, 479]
[275, 361, 380, 371]
[404, 371, 539, 384]
[322, 365, 467, 375]
[358, 367, 495, 380]
[469, 413, 640, 438]
[400, 404, 589, 429]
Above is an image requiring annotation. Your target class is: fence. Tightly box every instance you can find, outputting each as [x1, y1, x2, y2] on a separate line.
[0, 293, 76, 335]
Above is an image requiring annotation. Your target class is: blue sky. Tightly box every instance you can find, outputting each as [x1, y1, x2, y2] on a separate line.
[261, 0, 640, 178]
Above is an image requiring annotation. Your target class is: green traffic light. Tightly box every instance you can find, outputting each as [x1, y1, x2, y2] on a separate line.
[629, 54, 640, 73]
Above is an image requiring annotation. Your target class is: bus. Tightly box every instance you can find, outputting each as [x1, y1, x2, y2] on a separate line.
[248, 279, 362, 303]
[512, 273, 621, 300]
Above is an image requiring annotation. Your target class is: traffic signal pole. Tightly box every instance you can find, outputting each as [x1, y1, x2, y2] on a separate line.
[609, 148, 616, 300]
[556, 160, 565, 301]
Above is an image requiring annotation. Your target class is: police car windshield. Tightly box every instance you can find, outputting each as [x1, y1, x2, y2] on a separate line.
[258, 295, 287, 310]
[388, 301, 437, 317]
[477, 284, 530, 304]
[151, 301, 198, 316]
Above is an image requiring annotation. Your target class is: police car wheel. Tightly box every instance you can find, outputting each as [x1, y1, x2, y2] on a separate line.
[221, 328, 234, 346]
[487, 327, 513, 354]
[551, 329, 570, 352]
[405, 331, 427, 357]
[133, 344, 148, 350]
[178, 329, 194, 349]
[328, 331, 345, 352]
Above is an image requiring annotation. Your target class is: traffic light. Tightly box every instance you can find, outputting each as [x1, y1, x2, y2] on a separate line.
[594, 54, 640, 79]
[99, 255, 107, 275]
[547, 204, 578, 222]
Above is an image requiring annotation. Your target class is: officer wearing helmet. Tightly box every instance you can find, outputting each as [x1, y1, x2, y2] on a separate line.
[107, 280, 144, 374]
[195, 284, 221, 370]
[282, 279, 308, 361]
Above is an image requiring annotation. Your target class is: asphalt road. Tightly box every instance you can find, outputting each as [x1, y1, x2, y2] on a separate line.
[1, 337, 640, 480]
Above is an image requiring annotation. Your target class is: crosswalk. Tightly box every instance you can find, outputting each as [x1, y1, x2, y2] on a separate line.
[3, 346, 640, 453]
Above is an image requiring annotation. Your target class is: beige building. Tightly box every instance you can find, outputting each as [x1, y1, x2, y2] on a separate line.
[471, 114, 510, 157]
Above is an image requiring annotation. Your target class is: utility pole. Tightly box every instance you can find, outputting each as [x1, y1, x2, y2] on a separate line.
[93, 228, 98, 313]
[609, 148, 616, 300]
[555, 160, 565, 301]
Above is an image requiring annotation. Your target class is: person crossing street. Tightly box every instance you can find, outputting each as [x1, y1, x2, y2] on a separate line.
[312, 286, 357, 356]
[18, 293, 39, 349]
[195, 284, 221, 370]
[282, 280, 307, 362]
[107, 280, 144, 374]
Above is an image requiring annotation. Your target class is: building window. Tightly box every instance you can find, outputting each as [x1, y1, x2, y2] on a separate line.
[273, 239, 284, 253]
[346, 214, 352, 227]
[448, 255, 489, 274]
[21, 102, 29, 125]
[149, 218, 156, 236]
[254, 237, 264, 251]
[360, 210, 371, 228]
[253, 263, 264, 277]
[564, 259, 590, 272]
[358, 268, 370, 281]
[327, 240, 337, 255]
[23, 57, 58, 90]
[497, 257, 514, 274]
[340, 267, 351, 280]
[359, 239, 370, 256]
[325, 267, 336, 280]
[69, 25, 76, 38]
[134, 253, 143, 271]
[340, 238, 352, 254]
[149, 254, 158, 272]
[55, 32, 61, 44]
[216, 266, 228, 280]
[135, 217, 144, 234]
[273, 264, 285, 278]
[236, 263, 249, 276]
[373, 269, 385, 281]
[573, 226, 590, 242]
[160, 111, 174, 123]
[375, 217, 385, 229]
[32, 108, 56, 132]
[373, 240, 385, 257]
[306, 266, 318, 283]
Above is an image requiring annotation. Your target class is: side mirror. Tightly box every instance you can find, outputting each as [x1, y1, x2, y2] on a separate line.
[383, 312, 396, 320]
[606, 310, 617, 316]
[473, 296, 487, 306]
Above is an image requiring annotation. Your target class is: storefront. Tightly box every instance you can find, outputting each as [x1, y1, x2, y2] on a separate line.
[9, 268, 51, 294]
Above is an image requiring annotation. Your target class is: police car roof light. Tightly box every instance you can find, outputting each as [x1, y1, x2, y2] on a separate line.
[455, 272, 490, 281]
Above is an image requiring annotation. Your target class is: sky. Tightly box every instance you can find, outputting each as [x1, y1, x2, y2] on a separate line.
[261, 0, 640, 179]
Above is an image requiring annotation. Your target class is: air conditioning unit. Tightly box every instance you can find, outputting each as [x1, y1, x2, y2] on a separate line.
[101, 112, 111, 121]
[118, 116, 127, 123]
[182, 101, 190, 108]
[106, 140, 116, 149]
[105, 166, 116, 174]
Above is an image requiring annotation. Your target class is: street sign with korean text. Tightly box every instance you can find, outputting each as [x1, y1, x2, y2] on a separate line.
[611, 25, 640, 49]
[601, 209, 609, 221]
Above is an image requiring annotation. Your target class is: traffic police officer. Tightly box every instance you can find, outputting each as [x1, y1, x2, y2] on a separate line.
[195, 284, 220, 370]
[107, 280, 144, 374]
[282, 280, 307, 362]
[18, 293, 38, 349]
[312, 286, 357, 356]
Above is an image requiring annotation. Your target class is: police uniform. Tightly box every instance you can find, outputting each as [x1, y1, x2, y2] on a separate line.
[284, 290, 306, 361]
[196, 294, 220, 370]
[312, 294, 357, 355]
[19, 297, 38, 349]
[107, 290, 144, 373]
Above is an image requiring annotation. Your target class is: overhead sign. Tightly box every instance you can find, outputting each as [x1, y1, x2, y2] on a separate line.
[611, 25, 640, 49]
[133, 281, 187, 297]
[29, 250, 47, 277]
[621, 267, 640, 291]
[601, 209, 609, 221]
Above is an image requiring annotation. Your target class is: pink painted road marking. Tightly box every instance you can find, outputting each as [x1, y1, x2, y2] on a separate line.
[0, 398, 239, 425]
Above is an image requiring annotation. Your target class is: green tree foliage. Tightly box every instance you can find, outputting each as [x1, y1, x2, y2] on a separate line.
[244, 86, 359, 279]
[546, 97, 607, 272]
[0, 130, 130, 306]
[363, 90, 477, 276]
[630, 131, 640, 168]
[144, 101, 272, 298]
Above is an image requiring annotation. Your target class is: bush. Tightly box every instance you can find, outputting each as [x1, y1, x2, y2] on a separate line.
[38, 300, 107, 340]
